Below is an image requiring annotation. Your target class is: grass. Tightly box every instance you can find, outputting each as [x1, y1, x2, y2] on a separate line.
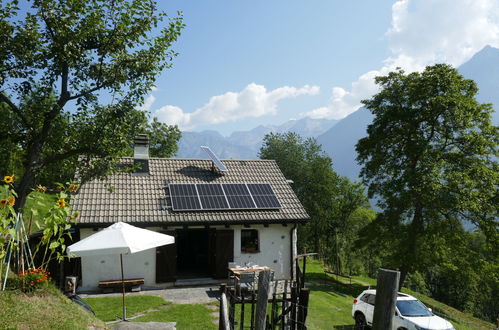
[85, 295, 219, 329]
[304, 258, 495, 329]
[0, 284, 105, 330]
[84, 295, 169, 322]
[133, 302, 219, 329]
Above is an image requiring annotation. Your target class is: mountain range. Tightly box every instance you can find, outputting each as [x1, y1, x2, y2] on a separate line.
[176, 45, 499, 181]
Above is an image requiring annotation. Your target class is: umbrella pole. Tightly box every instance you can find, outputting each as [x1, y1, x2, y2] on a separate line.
[120, 254, 127, 321]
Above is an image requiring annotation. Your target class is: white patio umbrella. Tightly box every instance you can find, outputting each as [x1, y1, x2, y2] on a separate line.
[67, 222, 174, 320]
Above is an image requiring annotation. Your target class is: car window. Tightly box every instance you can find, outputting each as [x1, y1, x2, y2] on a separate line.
[367, 294, 376, 305]
[396, 300, 432, 317]
[360, 294, 369, 303]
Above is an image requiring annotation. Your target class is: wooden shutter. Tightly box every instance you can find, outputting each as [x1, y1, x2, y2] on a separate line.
[214, 230, 234, 279]
[156, 230, 177, 282]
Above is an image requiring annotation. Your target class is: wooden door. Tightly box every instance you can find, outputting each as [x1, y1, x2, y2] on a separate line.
[214, 230, 234, 279]
[156, 230, 177, 282]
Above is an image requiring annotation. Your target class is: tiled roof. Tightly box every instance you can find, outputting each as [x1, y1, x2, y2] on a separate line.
[73, 158, 309, 225]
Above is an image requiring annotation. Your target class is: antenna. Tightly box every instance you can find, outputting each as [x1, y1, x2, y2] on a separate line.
[201, 146, 228, 172]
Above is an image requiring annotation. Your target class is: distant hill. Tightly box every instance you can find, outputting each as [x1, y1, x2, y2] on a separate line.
[317, 45, 499, 181]
[176, 117, 337, 159]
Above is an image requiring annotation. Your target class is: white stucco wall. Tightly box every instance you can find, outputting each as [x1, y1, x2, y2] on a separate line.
[232, 225, 292, 280]
[78, 224, 294, 291]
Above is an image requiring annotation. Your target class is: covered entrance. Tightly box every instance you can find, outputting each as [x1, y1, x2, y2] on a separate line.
[156, 229, 234, 282]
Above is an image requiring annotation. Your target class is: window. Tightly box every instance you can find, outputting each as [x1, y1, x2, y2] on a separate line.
[241, 229, 259, 253]
[367, 294, 376, 305]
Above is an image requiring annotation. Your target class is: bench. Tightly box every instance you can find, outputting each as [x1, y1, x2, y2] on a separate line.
[98, 278, 144, 293]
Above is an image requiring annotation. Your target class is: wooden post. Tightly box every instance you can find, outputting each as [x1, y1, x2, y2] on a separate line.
[297, 288, 310, 330]
[301, 256, 307, 289]
[281, 280, 288, 329]
[255, 270, 272, 330]
[120, 254, 126, 320]
[250, 292, 256, 330]
[372, 268, 400, 330]
[290, 285, 298, 330]
[219, 284, 227, 330]
[240, 295, 245, 330]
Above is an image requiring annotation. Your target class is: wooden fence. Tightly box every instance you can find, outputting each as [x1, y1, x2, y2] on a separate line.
[219, 270, 310, 330]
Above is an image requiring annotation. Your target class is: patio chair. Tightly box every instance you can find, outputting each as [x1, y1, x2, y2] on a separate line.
[238, 271, 257, 296]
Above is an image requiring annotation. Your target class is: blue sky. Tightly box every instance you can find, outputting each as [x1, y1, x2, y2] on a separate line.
[142, 0, 499, 136]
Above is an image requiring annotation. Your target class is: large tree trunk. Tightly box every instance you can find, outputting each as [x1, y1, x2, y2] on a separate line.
[15, 129, 49, 212]
[398, 202, 424, 290]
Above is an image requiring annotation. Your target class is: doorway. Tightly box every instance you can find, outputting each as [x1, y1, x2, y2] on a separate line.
[176, 229, 210, 278]
[156, 229, 234, 282]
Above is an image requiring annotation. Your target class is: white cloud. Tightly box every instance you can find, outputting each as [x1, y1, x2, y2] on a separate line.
[153, 83, 320, 130]
[303, 0, 499, 120]
[138, 94, 156, 111]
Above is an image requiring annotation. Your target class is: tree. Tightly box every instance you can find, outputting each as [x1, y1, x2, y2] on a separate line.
[355, 64, 498, 287]
[147, 117, 181, 158]
[259, 132, 338, 254]
[0, 0, 184, 209]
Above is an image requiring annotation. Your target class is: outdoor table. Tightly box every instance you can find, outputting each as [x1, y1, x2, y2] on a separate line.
[228, 265, 273, 276]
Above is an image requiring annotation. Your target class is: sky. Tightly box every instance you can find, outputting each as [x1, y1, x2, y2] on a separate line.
[141, 0, 499, 136]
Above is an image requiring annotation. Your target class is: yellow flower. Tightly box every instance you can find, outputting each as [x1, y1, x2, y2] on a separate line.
[56, 199, 66, 208]
[7, 196, 15, 207]
[3, 175, 14, 184]
[36, 185, 47, 192]
[0, 199, 7, 207]
[68, 184, 78, 192]
[55, 185, 64, 192]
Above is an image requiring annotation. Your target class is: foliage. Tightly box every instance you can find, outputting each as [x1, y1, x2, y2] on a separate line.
[18, 268, 50, 292]
[0, 176, 17, 263]
[259, 132, 375, 274]
[259, 132, 338, 254]
[147, 117, 182, 158]
[355, 64, 498, 287]
[0, 282, 105, 329]
[29, 182, 79, 269]
[0, 0, 184, 209]
[0, 175, 77, 287]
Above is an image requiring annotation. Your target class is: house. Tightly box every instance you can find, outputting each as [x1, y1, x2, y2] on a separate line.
[72, 135, 309, 291]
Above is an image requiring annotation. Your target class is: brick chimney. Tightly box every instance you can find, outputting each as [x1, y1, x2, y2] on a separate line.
[133, 134, 149, 174]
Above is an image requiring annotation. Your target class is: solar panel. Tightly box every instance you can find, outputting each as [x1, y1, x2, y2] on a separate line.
[222, 184, 256, 209]
[169, 184, 202, 211]
[201, 146, 228, 172]
[197, 184, 229, 209]
[247, 184, 281, 209]
[168, 183, 280, 211]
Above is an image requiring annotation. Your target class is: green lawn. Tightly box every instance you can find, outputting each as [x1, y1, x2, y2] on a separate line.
[0, 284, 105, 329]
[85, 295, 218, 329]
[133, 302, 218, 329]
[84, 295, 169, 322]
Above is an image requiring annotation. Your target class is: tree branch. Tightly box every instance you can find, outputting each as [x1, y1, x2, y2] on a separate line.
[41, 147, 106, 166]
[68, 83, 107, 101]
[0, 92, 29, 126]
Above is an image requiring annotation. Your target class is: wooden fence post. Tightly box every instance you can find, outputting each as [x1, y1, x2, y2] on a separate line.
[372, 268, 400, 330]
[297, 288, 310, 330]
[290, 285, 298, 330]
[219, 284, 231, 330]
[255, 270, 272, 330]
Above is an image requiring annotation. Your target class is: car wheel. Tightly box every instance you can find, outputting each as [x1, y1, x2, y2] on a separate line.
[354, 313, 367, 329]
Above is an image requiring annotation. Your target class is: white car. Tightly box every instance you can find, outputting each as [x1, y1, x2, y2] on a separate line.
[352, 289, 455, 330]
